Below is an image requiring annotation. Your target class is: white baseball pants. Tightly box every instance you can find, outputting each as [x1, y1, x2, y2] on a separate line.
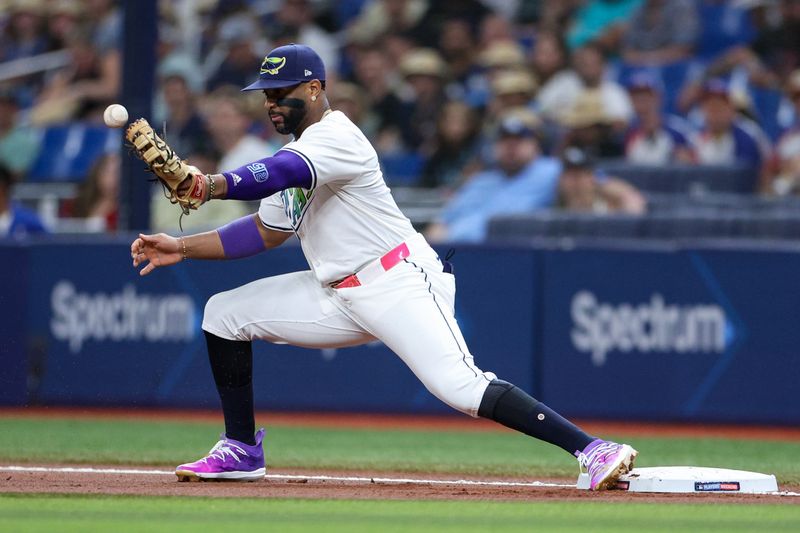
[202, 237, 496, 416]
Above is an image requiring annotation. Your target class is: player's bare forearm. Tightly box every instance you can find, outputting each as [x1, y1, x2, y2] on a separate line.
[131, 231, 224, 276]
[183, 230, 227, 259]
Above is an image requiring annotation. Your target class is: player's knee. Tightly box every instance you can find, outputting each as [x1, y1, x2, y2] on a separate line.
[425, 376, 492, 418]
[202, 292, 238, 340]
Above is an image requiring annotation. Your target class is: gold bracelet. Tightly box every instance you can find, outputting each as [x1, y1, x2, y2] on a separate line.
[206, 175, 215, 202]
[180, 236, 187, 261]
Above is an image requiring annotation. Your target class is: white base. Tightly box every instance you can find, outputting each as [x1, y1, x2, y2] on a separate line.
[576, 466, 778, 493]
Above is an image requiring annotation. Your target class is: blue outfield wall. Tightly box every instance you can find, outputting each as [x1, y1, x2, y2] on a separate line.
[1, 237, 798, 424]
[539, 245, 800, 424]
[6, 239, 536, 414]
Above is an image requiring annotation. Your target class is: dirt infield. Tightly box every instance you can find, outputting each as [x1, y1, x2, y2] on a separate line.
[1, 465, 798, 503]
[2, 408, 799, 503]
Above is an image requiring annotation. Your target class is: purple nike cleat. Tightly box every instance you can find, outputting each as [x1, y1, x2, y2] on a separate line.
[577, 438, 638, 490]
[175, 428, 266, 482]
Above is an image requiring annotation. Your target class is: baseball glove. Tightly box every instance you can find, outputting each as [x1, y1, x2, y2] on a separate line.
[125, 118, 209, 213]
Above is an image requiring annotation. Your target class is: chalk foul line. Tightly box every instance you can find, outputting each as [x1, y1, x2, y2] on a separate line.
[0, 465, 571, 488]
[1, 465, 797, 496]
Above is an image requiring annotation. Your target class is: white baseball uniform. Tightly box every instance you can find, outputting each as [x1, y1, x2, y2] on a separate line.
[202, 110, 496, 416]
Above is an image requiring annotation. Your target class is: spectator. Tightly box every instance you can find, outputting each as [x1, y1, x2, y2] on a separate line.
[206, 14, 262, 91]
[0, 91, 39, 178]
[773, 70, 800, 195]
[489, 70, 537, 116]
[477, 12, 516, 48]
[0, 0, 48, 62]
[750, 0, 800, 80]
[346, 0, 429, 45]
[205, 86, 274, 171]
[426, 110, 560, 243]
[566, 0, 643, 51]
[530, 31, 568, 91]
[154, 85, 259, 233]
[398, 48, 449, 151]
[70, 152, 119, 232]
[272, 0, 338, 71]
[621, 0, 700, 66]
[438, 18, 479, 86]
[695, 0, 757, 62]
[624, 73, 694, 164]
[465, 39, 528, 108]
[350, 45, 410, 153]
[691, 79, 766, 171]
[328, 81, 379, 140]
[86, 0, 121, 55]
[31, 25, 120, 124]
[45, 0, 82, 51]
[559, 89, 627, 158]
[477, 40, 527, 76]
[557, 146, 647, 214]
[536, 43, 634, 125]
[419, 100, 482, 190]
[0, 163, 47, 238]
[159, 69, 214, 160]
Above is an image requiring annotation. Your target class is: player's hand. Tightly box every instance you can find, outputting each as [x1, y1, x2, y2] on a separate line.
[176, 166, 208, 203]
[131, 233, 182, 276]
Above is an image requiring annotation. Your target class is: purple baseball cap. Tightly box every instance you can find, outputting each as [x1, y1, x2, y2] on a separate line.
[242, 43, 326, 91]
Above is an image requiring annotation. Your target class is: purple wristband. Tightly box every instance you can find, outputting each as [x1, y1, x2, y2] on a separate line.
[223, 150, 313, 200]
[218, 216, 266, 259]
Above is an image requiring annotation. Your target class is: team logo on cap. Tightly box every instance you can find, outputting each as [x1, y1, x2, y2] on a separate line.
[260, 56, 286, 75]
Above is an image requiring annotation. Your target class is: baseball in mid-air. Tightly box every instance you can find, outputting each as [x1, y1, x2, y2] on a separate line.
[103, 104, 129, 128]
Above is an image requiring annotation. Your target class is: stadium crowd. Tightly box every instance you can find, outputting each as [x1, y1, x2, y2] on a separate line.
[1, 0, 800, 240]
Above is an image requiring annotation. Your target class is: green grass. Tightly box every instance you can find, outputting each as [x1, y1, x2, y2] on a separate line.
[1, 416, 798, 532]
[1, 494, 798, 533]
[0, 416, 799, 483]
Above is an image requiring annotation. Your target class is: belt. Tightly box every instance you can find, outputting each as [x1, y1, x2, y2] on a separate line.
[330, 238, 417, 289]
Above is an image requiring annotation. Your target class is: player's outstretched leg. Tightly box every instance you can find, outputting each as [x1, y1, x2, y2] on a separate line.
[478, 379, 637, 490]
[175, 332, 265, 482]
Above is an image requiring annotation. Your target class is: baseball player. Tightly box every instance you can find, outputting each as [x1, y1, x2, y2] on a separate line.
[130, 44, 637, 490]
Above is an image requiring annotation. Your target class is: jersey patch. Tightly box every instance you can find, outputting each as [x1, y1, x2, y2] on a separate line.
[231, 173, 242, 186]
[280, 186, 314, 229]
[247, 163, 269, 183]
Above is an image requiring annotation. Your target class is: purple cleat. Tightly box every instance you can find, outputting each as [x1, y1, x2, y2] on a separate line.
[175, 428, 266, 482]
[577, 438, 638, 490]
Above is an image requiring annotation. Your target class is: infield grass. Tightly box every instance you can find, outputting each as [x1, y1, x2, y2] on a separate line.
[1, 494, 799, 533]
[0, 416, 799, 484]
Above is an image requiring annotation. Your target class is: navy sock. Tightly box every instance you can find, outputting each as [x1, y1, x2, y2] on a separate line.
[204, 331, 256, 446]
[478, 379, 594, 456]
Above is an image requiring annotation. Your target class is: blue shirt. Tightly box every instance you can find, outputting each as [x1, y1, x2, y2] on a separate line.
[4, 204, 48, 239]
[440, 157, 561, 242]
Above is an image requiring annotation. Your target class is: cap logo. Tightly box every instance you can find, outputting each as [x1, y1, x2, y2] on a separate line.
[304, 69, 312, 76]
[260, 56, 287, 75]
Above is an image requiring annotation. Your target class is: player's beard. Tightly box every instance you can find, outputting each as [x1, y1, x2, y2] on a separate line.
[272, 98, 307, 135]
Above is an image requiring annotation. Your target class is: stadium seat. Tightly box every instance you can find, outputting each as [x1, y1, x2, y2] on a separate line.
[488, 212, 644, 241]
[597, 161, 758, 194]
[27, 124, 121, 182]
[380, 152, 424, 186]
[750, 87, 784, 142]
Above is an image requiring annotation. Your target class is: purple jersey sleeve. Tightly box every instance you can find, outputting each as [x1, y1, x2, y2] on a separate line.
[222, 150, 313, 200]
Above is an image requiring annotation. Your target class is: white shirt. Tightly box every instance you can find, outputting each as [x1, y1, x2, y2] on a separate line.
[258, 111, 416, 285]
[536, 70, 634, 123]
[218, 135, 274, 173]
[0, 209, 11, 236]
